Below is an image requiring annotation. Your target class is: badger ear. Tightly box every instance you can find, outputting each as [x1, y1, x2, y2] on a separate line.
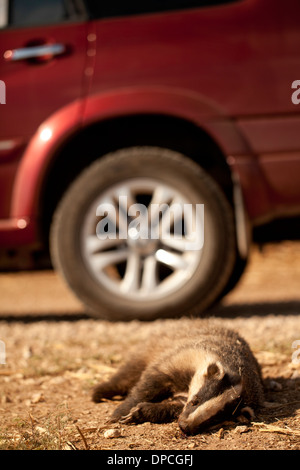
[204, 361, 225, 380]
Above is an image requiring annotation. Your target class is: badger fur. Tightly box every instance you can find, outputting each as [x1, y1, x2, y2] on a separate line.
[92, 322, 264, 434]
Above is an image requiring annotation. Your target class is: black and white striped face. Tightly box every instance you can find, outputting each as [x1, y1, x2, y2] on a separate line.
[178, 361, 243, 435]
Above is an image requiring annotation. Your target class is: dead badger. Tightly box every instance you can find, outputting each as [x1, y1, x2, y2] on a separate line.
[92, 323, 264, 434]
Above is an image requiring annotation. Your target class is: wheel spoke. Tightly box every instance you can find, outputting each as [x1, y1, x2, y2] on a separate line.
[113, 185, 136, 236]
[149, 193, 185, 240]
[148, 186, 173, 229]
[160, 197, 184, 237]
[86, 235, 123, 254]
[150, 185, 173, 207]
[160, 236, 190, 253]
[115, 185, 136, 208]
[90, 248, 129, 271]
[141, 255, 158, 292]
[121, 251, 141, 293]
[155, 248, 188, 270]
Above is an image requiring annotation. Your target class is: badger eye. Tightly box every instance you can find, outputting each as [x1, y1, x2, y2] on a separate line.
[190, 396, 199, 406]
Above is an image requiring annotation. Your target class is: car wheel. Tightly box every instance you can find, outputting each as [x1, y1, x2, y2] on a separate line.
[50, 147, 236, 321]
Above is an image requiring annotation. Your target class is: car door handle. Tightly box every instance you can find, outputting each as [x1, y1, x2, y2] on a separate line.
[4, 43, 66, 62]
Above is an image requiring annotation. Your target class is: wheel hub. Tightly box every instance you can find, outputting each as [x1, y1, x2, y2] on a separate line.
[127, 226, 158, 255]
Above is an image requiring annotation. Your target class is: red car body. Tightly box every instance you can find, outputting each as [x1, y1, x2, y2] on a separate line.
[0, 0, 300, 260]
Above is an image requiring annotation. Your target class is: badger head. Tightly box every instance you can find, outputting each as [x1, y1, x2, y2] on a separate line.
[178, 361, 243, 435]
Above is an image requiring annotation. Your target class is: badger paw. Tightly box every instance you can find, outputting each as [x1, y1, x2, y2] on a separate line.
[119, 403, 150, 424]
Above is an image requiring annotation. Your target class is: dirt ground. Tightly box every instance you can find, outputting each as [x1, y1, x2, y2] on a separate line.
[0, 241, 300, 450]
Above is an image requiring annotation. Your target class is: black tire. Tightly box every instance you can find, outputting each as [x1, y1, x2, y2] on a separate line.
[50, 147, 237, 321]
[217, 252, 248, 299]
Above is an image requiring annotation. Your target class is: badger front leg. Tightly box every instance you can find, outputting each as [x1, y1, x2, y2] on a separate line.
[111, 368, 174, 422]
[119, 400, 184, 424]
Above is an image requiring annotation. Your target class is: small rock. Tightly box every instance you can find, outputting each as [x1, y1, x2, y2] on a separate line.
[104, 428, 122, 439]
[188, 442, 197, 449]
[1, 395, 12, 404]
[23, 346, 33, 360]
[234, 425, 249, 434]
[45, 376, 66, 386]
[35, 426, 47, 435]
[31, 392, 45, 404]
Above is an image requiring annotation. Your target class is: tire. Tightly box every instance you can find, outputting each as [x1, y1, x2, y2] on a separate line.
[50, 147, 237, 321]
[217, 252, 248, 299]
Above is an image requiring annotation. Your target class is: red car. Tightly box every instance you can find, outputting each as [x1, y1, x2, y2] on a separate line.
[0, 0, 300, 321]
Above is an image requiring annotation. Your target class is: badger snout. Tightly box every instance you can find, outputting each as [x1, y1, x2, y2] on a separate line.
[178, 408, 202, 435]
[178, 413, 210, 435]
[178, 417, 192, 435]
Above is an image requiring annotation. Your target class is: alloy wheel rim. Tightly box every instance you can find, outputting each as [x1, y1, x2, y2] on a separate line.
[81, 178, 203, 301]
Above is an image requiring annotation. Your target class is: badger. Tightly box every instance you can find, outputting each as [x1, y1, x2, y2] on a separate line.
[92, 322, 264, 434]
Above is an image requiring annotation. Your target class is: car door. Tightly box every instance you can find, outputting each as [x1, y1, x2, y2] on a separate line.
[0, 0, 89, 218]
[0, 0, 89, 139]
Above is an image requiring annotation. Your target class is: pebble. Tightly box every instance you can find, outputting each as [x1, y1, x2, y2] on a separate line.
[104, 428, 122, 439]
[35, 426, 47, 435]
[187, 442, 197, 449]
[30, 392, 45, 404]
[234, 425, 249, 434]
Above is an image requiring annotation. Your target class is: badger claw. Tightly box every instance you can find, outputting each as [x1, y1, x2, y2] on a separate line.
[119, 405, 141, 424]
[119, 414, 133, 424]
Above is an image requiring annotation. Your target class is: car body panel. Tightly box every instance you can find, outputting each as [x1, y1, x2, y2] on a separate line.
[88, 0, 299, 116]
[0, 98, 84, 247]
[0, 19, 90, 224]
[0, 0, 300, 249]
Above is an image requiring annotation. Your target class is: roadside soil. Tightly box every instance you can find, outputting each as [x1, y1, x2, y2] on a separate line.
[0, 241, 300, 450]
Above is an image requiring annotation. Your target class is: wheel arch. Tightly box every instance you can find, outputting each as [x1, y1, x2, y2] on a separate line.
[38, 113, 238, 244]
